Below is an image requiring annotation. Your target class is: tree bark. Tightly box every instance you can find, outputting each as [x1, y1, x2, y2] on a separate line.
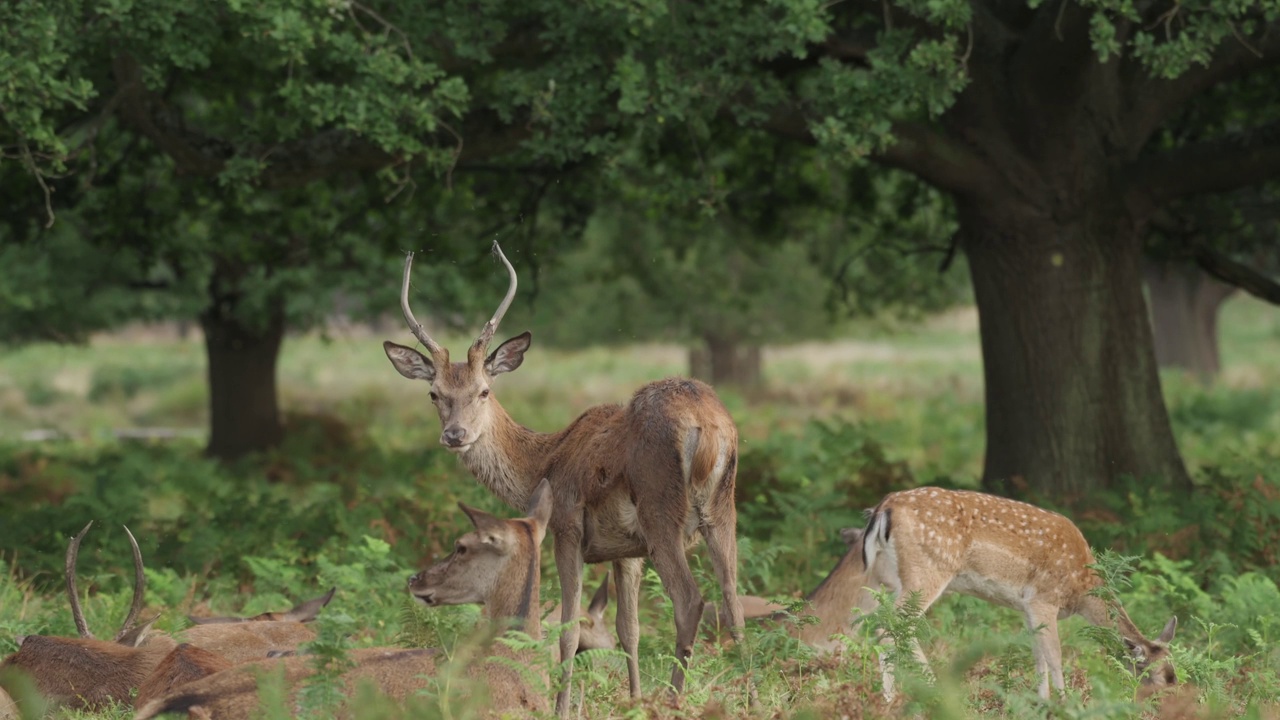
[1143, 259, 1236, 384]
[961, 203, 1191, 502]
[199, 288, 286, 462]
[689, 331, 762, 388]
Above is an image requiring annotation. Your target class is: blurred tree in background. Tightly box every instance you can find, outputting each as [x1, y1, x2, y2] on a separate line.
[3, 0, 1280, 502]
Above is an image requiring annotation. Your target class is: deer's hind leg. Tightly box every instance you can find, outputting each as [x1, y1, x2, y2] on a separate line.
[637, 496, 705, 694]
[613, 557, 644, 699]
[697, 457, 744, 641]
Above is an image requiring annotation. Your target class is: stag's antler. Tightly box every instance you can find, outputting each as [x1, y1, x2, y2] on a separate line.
[472, 240, 518, 353]
[64, 522, 150, 642]
[66, 522, 95, 638]
[400, 252, 446, 359]
[114, 525, 147, 642]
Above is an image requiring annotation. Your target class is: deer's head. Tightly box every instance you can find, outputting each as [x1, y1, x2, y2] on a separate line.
[384, 242, 529, 454]
[407, 478, 551, 609]
[1126, 617, 1179, 688]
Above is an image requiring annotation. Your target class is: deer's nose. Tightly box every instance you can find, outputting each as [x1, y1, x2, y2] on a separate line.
[407, 572, 422, 587]
[441, 426, 467, 447]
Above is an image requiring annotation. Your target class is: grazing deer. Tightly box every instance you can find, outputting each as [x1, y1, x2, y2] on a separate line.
[701, 527, 871, 652]
[857, 487, 1178, 699]
[383, 242, 745, 714]
[0, 523, 329, 712]
[135, 479, 560, 720]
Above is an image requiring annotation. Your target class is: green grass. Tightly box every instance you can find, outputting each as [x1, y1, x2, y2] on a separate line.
[1, 298, 1279, 718]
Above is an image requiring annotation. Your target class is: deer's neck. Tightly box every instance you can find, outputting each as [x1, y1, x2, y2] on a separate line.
[460, 400, 561, 511]
[1078, 594, 1146, 644]
[797, 548, 869, 647]
[482, 523, 543, 641]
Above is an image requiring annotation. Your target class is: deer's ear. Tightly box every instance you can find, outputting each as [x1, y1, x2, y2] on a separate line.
[587, 572, 610, 618]
[458, 502, 502, 535]
[282, 587, 336, 623]
[1157, 616, 1177, 644]
[485, 332, 531, 377]
[1122, 637, 1146, 661]
[526, 478, 553, 540]
[384, 341, 436, 382]
[15, 634, 27, 647]
[839, 527, 864, 548]
[118, 614, 160, 648]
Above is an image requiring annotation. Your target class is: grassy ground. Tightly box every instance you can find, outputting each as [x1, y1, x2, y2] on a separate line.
[1, 298, 1279, 718]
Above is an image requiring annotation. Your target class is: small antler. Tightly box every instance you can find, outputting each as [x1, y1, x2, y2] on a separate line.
[400, 251, 446, 358]
[114, 525, 147, 642]
[65, 522, 95, 638]
[472, 240, 518, 353]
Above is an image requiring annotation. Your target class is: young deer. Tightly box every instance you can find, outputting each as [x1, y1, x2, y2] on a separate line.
[548, 572, 616, 658]
[383, 242, 744, 715]
[859, 487, 1179, 699]
[135, 479, 561, 720]
[0, 523, 329, 712]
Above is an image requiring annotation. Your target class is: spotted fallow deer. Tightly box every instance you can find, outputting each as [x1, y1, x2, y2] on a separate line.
[383, 242, 744, 715]
[0, 523, 330, 713]
[135, 479, 561, 720]
[858, 487, 1179, 699]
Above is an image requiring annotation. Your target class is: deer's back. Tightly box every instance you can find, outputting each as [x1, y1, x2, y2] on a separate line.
[135, 645, 547, 719]
[0, 635, 173, 711]
[178, 620, 317, 663]
[875, 488, 1099, 610]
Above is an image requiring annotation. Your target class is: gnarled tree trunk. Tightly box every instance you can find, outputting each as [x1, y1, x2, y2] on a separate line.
[961, 201, 1191, 502]
[689, 331, 761, 388]
[1143, 259, 1236, 384]
[199, 278, 286, 462]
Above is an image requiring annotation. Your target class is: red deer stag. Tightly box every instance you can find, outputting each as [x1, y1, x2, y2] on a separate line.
[858, 487, 1178, 699]
[135, 479, 560, 719]
[0, 523, 330, 713]
[383, 242, 744, 715]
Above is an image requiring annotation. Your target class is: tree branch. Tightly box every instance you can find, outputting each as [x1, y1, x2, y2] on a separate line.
[110, 53, 529, 188]
[1127, 120, 1280, 207]
[1193, 245, 1280, 305]
[1125, 20, 1280, 144]
[876, 121, 1007, 199]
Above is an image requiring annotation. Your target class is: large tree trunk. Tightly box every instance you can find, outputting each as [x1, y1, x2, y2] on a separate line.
[199, 289, 285, 462]
[689, 331, 761, 388]
[961, 203, 1191, 502]
[1143, 259, 1236, 384]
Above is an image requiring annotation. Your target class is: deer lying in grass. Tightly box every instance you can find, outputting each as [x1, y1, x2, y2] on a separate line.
[384, 243, 744, 716]
[548, 572, 615, 658]
[135, 479, 560, 720]
[0, 523, 331, 713]
[757, 488, 1178, 699]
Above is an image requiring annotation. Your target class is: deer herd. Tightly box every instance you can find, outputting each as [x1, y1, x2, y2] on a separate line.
[0, 243, 1181, 718]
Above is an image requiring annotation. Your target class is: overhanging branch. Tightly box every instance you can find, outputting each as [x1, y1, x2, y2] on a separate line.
[1127, 120, 1280, 207]
[1125, 20, 1280, 144]
[110, 53, 529, 188]
[1193, 245, 1280, 305]
[876, 121, 1006, 199]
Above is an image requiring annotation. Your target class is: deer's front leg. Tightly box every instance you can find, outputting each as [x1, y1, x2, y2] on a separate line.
[553, 526, 584, 719]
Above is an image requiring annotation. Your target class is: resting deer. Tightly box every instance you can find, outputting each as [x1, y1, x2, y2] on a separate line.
[0, 523, 330, 712]
[383, 242, 744, 715]
[856, 487, 1179, 699]
[135, 479, 560, 719]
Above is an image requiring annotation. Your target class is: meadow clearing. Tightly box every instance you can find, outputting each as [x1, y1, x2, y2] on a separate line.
[1, 298, 1278, 719]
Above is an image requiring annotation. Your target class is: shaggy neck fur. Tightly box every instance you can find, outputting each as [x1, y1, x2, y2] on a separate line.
[460, 399, 562, 511]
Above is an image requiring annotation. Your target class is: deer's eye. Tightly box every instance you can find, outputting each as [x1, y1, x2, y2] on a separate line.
[479, 388, 490, 399]
[429, 391, 439, 402]
[455, 543, 466, 556]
